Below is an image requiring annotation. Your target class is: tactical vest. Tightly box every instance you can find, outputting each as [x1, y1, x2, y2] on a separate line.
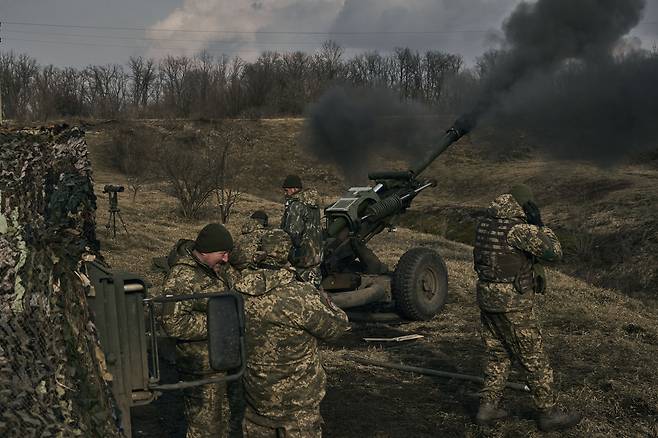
[473, 216, 534, 293]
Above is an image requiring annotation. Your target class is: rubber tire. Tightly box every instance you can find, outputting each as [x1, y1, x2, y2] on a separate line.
[393, 247, 448, 320]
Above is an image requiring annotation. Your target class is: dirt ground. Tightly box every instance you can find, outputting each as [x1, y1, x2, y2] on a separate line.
[83, 120, 658, 438]
[121, 224, 658, 438]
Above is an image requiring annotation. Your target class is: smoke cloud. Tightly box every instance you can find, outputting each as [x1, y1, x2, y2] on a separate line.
[305, 0, 657, 174]
[480, 0, 657, 162]
[304, 87, 440, 182]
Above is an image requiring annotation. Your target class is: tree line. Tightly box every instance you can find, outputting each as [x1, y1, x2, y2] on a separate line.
[0, 41, 473, 121]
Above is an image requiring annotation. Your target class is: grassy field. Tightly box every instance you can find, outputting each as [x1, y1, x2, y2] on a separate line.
[85, 118, 658, 437]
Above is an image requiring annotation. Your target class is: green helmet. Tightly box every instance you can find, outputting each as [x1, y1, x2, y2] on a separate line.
[509, 184, 535, 207]
[194, 223, 233, 253]
[282, 174, 303, 189]
[250, 210, 269, 227]
[259, 229, 292, 266]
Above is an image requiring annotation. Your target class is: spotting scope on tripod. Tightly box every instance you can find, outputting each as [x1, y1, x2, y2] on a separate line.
[104, 184, 129, 238]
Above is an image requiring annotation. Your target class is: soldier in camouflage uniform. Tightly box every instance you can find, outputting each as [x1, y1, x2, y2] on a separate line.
[231, 211, 270, 270]
[473, 185, 582, 432]
[233, 229, 350, 437]
[160, 223, 237, 438]
[280, 174, 323, 287]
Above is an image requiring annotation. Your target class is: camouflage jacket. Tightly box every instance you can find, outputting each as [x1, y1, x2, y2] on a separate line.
[476, 194, 562, 313]
[228, 220, 269, 271]
[233, 266, 349, 426]
[160, 251, 236, 373]
[281, 189, 323, 268]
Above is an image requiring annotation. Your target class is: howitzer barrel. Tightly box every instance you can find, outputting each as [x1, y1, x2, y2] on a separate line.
[410, 114, 475, 176]
[368, 170, 413, 181]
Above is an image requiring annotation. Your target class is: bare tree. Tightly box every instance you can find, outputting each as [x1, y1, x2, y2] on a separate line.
[309, 41, 344, 98]
[84, 64, 128, 117]
[31, 65, 57, 121]
[160, 55, 193, 117]
[0, 52, 39, 119]
[243, 51, 281, 112]
[128, 56, 156, 113]
[55, 68, 87, 117]
[0, 44, 481, 121]
[422, 51, 463, 106]
[276, 51, 310, 113]
[226, 56, 245, 117]
[394, 48, 423, 101]
[155, 130, 231, 219]
[317, 40, 344, 80]
[213, 137, 240, 224]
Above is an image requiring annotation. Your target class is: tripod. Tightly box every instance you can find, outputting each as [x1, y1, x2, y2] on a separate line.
[106, 192, 130, 238]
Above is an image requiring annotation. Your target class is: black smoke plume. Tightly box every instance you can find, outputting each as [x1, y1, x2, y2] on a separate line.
[478, 0, 657, 162]
[478, 0, 646, 115]
[304, 87, 440, 182]
[305, 0, 657, 175]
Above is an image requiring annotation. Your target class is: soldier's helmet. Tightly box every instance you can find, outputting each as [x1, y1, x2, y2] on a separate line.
[250, 210, 269, 227]
[259, 229, 292, 267]
[509, 184, 535, 207]
[282, 174, 303, 189]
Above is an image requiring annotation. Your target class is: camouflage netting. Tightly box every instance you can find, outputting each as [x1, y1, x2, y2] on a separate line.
[0, 125, 123, 437]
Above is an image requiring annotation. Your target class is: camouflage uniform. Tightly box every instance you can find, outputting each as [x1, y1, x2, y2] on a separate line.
[281, 188, 323, 286]
[234, 231, 350, 437]
[232, 219, 269, 269]
[473, 194, 562, 412]
[160, 250, 237, 438]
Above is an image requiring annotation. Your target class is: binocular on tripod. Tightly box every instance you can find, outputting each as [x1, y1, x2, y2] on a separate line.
[104, 185, 129, 238]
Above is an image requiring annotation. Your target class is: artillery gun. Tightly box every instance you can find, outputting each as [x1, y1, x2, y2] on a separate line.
[322, 116, 473, 320]
[79, 115, 473, 434]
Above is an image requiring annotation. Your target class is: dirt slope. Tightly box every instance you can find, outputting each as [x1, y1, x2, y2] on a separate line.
[88, 170, 657, 437]
[85, 119, 658, 437]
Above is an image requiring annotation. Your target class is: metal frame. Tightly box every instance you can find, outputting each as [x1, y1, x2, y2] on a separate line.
[144, 291, 246, 391]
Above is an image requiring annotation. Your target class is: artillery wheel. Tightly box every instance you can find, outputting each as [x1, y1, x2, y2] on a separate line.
[393, 247, 448, 320]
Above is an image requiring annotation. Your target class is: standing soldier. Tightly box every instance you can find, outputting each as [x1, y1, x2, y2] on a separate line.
[234, 229, 350, 437]
[280, 174, 323, 286]
[472, 185, 582, 432]
[160, 223, 237, 438]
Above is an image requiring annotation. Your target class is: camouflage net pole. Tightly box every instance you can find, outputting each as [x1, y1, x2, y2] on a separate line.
[0, 126, 123, 437]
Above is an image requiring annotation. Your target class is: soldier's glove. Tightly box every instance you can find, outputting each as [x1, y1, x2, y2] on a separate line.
[523, 201, 544, 227]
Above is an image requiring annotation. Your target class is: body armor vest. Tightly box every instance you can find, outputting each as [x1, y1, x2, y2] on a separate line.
[473, 216, 534, 293]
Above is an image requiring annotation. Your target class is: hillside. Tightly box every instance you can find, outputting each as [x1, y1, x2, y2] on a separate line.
[85, 122, 658, 437]
[86, 117, 658, 301]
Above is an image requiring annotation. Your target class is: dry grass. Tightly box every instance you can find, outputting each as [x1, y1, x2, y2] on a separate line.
[86, 119, 658, 437]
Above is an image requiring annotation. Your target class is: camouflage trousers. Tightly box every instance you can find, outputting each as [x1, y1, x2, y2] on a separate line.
[242, 408, 322, 438]
[479, 309, 556, 411]
[180, 371, 246, 438]
[181, 375, 228, 438]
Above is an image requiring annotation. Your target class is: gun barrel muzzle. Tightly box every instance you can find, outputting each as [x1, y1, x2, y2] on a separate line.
[410, 114, 475, 176]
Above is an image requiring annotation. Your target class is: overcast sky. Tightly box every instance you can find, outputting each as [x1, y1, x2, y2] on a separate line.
[2, 0, 658, 67]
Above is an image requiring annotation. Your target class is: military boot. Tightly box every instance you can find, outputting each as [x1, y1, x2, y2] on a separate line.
[476, 402, 508, 425]
[537, 408, 582, 432]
